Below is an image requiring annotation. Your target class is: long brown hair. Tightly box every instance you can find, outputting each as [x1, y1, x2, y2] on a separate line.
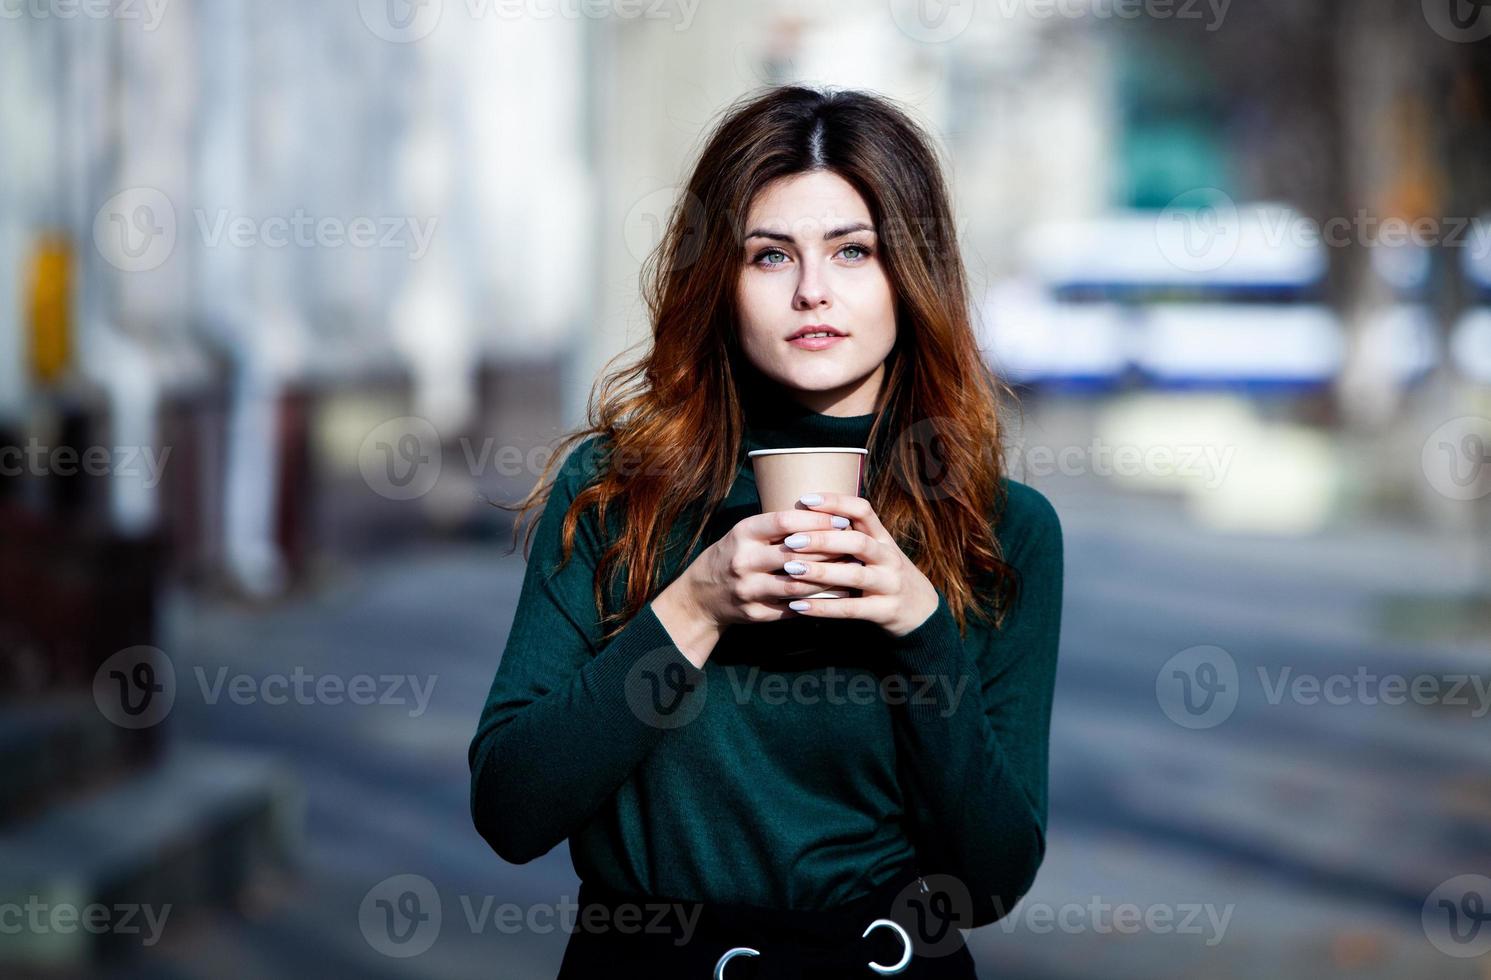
[498, 84, 1020, 643]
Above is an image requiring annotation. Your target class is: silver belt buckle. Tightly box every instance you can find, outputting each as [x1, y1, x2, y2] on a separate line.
[708, 916, 912, 977]
[712, 946, 759, 978]
[862, 917, 912, 975]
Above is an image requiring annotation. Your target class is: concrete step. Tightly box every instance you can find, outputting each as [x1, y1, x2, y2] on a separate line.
[0, 694, 156, 828]
[0, 743, 302, 971]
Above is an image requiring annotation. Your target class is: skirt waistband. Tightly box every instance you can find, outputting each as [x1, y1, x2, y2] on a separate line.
[560, 867, 979, 978]
[573, 866, 927, 952]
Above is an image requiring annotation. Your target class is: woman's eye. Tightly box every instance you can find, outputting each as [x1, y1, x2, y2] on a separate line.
[752, 244, 871, 267]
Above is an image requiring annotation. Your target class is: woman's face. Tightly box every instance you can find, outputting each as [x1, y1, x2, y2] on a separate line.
[735, 170, 896, 416]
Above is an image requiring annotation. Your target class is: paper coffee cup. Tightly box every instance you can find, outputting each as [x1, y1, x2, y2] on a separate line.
[747, 446, 868, 599]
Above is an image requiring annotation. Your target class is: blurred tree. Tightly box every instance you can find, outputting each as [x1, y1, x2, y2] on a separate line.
[1118, 0, 1491, 429]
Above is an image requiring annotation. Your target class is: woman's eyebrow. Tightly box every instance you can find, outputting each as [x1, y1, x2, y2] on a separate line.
[743, 222, 876, 243]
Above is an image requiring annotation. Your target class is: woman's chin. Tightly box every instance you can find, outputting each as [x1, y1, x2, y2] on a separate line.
[778, 366, 859, 393]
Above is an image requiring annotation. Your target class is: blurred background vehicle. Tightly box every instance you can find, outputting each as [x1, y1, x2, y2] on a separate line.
[1, 1, 1488, 977]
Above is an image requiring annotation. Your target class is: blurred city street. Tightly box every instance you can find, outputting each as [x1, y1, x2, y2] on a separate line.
[3, 1, 1491, 978]
[49, 402, 1480, 980]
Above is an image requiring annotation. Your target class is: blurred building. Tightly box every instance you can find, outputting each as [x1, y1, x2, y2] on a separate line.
[0, 1, 1488, 972]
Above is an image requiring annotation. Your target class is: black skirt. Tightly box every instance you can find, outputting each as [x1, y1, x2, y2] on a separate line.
[555, 865, 980, 979]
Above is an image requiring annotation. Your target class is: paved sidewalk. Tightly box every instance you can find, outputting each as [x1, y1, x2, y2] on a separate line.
[89, 487, 1489, 979]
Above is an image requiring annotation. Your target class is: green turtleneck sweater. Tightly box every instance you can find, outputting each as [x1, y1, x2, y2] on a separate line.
[467, 395, 1063, 927]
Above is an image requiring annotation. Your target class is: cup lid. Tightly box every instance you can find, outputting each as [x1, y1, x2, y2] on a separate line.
[746, 447, 869, 457]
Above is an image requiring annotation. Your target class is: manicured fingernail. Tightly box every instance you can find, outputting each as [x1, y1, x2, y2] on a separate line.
[789, 600, 811, 611]
[784, 561, 808, 575]
[799, 493, 823, 506]
[830, 516, 850, 529]
[783, 533, 810, 549]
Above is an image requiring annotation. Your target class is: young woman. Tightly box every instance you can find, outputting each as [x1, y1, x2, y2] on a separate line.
[469, 85, 1063, 978]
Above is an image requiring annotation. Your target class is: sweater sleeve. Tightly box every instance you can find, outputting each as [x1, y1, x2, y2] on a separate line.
[467, 436, 706, 865]
[882, 481, 1063, 927]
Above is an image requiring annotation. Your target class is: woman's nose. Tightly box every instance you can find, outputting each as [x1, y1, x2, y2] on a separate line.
[793, 266, 830, 309]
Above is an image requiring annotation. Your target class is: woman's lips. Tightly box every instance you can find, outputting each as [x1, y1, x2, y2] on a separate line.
[787, 334, 846, 350]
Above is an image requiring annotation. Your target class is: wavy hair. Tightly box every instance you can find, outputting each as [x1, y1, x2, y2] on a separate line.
[497, 84, 1020, 643]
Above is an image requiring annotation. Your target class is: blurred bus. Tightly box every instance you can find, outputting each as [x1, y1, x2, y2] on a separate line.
[1454, 221, 1491, 384]
[981, 203, 1437, 392]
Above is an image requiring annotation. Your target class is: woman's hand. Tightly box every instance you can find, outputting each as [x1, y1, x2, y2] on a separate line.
[779, 493, 940, 638]
[675, 509, 856, 633]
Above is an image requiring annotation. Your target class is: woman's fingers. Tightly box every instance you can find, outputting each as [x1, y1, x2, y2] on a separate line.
[796, 493, 894, 544]
[731, 510, 852, 576]
[778, 551, 839, 565]
[780, 557, 877, 594]
[740, 509, 849, 545]
[780, 528, 884, 563]
[786, 595, 886, 620]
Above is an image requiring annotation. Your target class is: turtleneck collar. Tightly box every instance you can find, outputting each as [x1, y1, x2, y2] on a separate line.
[740, 380, 879, 452]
